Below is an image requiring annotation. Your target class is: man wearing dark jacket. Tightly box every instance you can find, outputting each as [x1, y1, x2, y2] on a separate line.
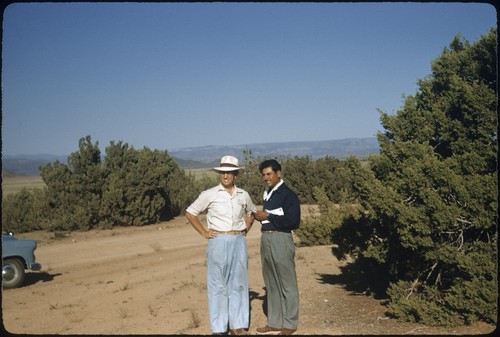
[253, 159, 300, 335]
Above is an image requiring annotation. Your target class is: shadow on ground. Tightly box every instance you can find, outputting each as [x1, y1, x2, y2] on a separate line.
[316, 261, 389, 300]
[21, 271, 62, 288]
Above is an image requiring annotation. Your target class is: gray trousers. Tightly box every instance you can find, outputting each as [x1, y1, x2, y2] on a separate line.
[260, 232, 299, 330]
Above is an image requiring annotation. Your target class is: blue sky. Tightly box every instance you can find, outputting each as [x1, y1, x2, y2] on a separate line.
[2, 2, 496, 156]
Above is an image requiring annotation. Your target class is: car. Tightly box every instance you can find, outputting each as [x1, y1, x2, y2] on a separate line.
[2, 233, 42, 289]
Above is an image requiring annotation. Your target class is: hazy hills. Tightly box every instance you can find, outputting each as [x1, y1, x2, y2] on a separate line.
[2, 137, 379, 176]
[170, 137, 379, 163]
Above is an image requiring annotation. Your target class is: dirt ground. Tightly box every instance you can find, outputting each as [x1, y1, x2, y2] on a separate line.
[2, 212, 495, 335]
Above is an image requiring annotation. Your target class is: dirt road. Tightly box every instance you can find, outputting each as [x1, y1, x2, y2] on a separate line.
[2, 216, 494, 335]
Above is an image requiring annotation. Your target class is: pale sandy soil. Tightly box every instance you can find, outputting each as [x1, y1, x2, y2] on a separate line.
[2, 212, 495, 335]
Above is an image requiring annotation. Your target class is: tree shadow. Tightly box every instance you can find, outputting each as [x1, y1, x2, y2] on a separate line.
[316, 261, 389, 300]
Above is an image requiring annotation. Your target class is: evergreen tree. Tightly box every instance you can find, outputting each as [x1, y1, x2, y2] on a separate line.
[334, 29, 497, 326]
[39, 136, 193, 230]
[101, 142, 192, 226]
[41, 135, 104, 230]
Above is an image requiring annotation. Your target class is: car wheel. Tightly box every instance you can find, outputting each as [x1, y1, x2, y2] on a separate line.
[2, 258, 26, 289]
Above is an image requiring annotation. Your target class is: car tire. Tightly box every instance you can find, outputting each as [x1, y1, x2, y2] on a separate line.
[2, 258, 26, 289]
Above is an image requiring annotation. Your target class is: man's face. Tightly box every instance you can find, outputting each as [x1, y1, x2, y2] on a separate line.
[261, 166, 281, 189]
[219, 171, 236, 188]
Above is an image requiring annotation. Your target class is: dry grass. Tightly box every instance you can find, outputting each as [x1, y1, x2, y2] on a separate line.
[1, 168, 212, 198]
[185, 168, 218, 180]
[2, 175, 45, 196]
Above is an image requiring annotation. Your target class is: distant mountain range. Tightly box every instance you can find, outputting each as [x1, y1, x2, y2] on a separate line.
[2, 137, 379, 176]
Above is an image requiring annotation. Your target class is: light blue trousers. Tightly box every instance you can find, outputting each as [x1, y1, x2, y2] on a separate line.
[206, 234, 249, 333]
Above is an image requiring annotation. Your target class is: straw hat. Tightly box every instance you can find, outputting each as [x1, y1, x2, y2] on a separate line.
[212, 155, 243, 172]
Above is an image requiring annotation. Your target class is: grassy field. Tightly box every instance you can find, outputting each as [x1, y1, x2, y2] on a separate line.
[2, 168, 216, 198]
[185, 167, 218, 180]
[2, 175, 46, 197]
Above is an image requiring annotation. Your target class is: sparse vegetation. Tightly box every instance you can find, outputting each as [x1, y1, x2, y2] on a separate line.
[1, 29, 496, 330]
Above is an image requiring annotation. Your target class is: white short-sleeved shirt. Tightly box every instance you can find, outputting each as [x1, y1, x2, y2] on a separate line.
[186, 184, 256, 231]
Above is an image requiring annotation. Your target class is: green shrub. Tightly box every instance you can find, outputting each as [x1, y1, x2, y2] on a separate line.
[295, 186, 360, 246]
[2, 187, 47, 233]
[333, 29, 497, 327]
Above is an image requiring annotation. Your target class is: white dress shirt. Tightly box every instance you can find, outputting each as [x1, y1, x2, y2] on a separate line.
[186, 183, 256, 231]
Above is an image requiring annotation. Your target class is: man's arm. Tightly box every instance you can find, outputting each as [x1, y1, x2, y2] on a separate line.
[265, 189, 301, 230]
[185, 212, 216, 239]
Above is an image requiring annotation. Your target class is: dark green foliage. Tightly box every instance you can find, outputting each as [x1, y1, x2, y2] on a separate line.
[2, 188, 48, 233]
[312, 156, 350, 203]
[100, 141, 193, 227]
[237, 149, 351, 206]
[295, 186, 359, 247]
[36, 136, 195, 231]
[334, 29, 497, 326]
[41, 136, 104, 230]
[281, 156, 348, 204]
[280, 156, 316, 204]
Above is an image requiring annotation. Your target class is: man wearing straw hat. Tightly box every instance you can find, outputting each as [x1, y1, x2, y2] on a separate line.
[186, 155, 257, 335]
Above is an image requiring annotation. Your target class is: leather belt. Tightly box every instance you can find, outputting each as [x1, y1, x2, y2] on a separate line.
[213, 230, 246, 235]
